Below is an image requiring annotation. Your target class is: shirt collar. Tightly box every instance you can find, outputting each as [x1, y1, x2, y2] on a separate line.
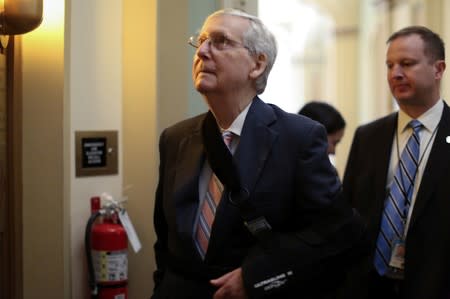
[219, 101, 252, 137]
[397, 99, 443, 134]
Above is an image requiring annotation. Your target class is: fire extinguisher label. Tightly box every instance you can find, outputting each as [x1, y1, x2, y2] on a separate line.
[92, 250, 128, 282]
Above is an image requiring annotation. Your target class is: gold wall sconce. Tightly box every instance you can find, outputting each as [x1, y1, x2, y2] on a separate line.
[0, 0, 43, 50]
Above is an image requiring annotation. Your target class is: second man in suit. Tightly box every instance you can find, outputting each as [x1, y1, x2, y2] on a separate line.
[340, 26, 449, 299]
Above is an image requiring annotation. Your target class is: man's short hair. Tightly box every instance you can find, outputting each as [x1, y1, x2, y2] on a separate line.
[387, 25, 445, 63]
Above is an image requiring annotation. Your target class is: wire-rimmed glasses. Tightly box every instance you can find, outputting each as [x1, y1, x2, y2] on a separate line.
[188, 32, 249, 51]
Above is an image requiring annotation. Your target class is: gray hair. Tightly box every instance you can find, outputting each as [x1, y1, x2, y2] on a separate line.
[207, 9, 278, 94]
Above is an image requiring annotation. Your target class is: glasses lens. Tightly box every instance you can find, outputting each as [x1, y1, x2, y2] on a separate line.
[210, 34, 226, 50]
[188, 33, 244, 51]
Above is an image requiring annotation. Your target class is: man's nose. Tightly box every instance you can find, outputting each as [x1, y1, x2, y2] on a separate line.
[197, 39, 212, 55]
[390, 65, 404, 79]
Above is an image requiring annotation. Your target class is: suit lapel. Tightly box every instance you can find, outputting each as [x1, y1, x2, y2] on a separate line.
[409, 103, 450, 229]
[234, 97, 278, 193]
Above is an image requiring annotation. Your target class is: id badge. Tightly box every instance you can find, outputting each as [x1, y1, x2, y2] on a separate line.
[389, 239, 405, 270]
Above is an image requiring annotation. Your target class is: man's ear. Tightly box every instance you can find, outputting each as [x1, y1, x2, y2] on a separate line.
[434, 60, 446, 80]
[249, 53, 268, 79]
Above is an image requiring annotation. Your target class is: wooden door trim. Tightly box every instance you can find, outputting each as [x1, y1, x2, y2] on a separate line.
[4, 36, 23, 299]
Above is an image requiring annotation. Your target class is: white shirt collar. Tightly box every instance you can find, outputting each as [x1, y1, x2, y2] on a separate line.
[219, 101, 252, 137]
[397, 99, 443, 134]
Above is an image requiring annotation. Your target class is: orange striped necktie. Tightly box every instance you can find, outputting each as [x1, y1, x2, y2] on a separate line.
[195, 131, 233, 259]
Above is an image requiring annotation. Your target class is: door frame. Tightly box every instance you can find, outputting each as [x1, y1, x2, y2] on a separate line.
[1, 36, 23, 299]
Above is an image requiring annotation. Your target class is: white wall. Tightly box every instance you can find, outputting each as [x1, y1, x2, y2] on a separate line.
[68, 0, 123, 297]
[22, 0, 158, 297]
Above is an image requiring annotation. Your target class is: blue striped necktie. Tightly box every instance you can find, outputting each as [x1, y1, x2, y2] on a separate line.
[374, 119, 422, 276]
[195, 131, 233, 259]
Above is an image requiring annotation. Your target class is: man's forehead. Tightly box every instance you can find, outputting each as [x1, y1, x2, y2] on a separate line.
[388, 34, 424, 48]
[201, 14, 250, 33]
[387, 35, 425, 54]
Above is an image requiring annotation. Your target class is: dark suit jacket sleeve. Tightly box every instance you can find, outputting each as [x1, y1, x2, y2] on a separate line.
[342, 126, 364, 206]
[241, 122, 365, 298]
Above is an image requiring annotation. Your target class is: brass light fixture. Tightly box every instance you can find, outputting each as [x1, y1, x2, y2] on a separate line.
[0, 0, 43, 50]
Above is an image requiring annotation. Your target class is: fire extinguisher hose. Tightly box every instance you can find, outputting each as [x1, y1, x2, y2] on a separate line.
[85, 211, 102, 299]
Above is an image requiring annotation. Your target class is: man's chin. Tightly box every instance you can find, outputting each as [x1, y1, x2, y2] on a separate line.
[195, 83, 215, 94]
[395, 97, 427, 108]
[394, 93, 413, 103]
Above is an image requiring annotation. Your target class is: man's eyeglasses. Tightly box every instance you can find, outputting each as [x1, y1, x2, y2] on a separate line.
[188, 32, 249, 51]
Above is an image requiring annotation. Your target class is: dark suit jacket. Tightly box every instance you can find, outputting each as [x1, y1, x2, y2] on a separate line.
[340, 101, 450, 299]
[152, 97, 364, 299]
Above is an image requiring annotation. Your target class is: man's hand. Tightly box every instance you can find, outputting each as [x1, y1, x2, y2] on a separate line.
[210, 267, 248, 299]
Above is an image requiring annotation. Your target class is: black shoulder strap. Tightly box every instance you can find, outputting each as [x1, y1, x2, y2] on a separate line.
[202, 112, 273, 246]
[201, 111, 241, 191]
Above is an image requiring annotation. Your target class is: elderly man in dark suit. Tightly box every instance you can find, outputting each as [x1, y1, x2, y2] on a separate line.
[340, 26, 449, 299]
[151, 8, 364, 299]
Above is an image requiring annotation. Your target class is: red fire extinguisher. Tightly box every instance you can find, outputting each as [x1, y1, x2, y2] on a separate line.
[85, 196, 128, 299]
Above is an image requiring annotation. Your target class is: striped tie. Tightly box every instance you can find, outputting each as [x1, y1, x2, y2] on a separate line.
[195, 131, 233, 259]
[374, 119, 422, 275]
